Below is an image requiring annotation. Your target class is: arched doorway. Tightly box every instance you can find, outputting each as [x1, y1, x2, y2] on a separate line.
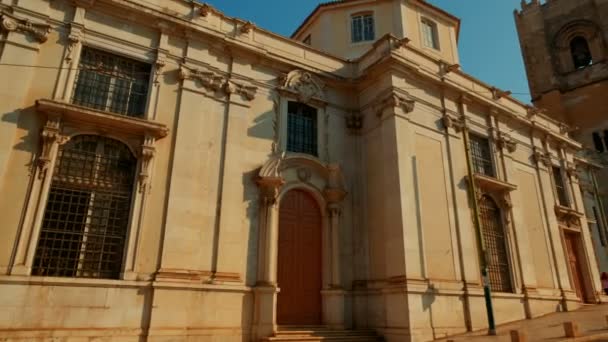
[277, 189, 322, 325]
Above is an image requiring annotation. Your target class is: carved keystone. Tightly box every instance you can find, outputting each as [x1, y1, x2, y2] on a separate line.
[564, 321, 580, 338]
[510, 330, 527, 342]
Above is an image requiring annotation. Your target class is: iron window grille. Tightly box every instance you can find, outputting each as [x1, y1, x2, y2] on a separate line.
[72, 47, 151, 118]
[32, 135, 137, 279]
[287, 102, 318, 156]
[351, 13, 374, 43]
[552, 166, 570, 207]
[470, 134, 495, 177]
[479, 195, 513, 293]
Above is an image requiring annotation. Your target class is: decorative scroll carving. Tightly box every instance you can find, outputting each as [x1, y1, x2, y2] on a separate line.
[154, 57, 166, 85]
[271, 93, 280, 154]
[496, 133, 517, 153]
[37, 116, 63, 179]
[195, 3, 211, 17]
[532, 147, 552, 167]
[440, 61, 460, 75]
[297, 167, 311, 182]
[555, 205, 584, 229]
[375, 92, 415, 118]
[257, 152, 285, 204]
[392, 37, 411, 49]
[65, 33, 80, 62]
[281, 70, 325, 103]
[138, 135, 156, 192]
[565, 161, 578, 179]
[491, 87, 512, 100]
[240, 21, 254, 34]
[179, 64, 257, 101]
[0, 12, 51, 43]
[442, 112, 465, 133]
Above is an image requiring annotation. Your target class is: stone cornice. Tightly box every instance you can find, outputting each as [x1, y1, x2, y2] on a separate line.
[0, 10, 51, 43]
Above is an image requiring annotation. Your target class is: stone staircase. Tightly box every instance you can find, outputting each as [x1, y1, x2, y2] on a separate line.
[262, 326, 382, 341]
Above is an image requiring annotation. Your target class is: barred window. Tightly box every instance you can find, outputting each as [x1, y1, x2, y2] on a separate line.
[421, 18, 440, 50]
[72, 47, 151, 117]
[287, 102, 317, 156]
[552, 166, 569, 207]
[479, 195, 512, 293]
[351, 13, 374, 43]
[470, 135, 495, 177]
[32, 135, 137, 279]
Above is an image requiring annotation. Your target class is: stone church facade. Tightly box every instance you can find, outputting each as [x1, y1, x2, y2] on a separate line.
[0, 0, 606, 341]
[515, 0, 608, 276]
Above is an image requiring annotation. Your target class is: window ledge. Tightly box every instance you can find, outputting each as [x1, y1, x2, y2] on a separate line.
[36, 99, 169, 139]
[471, 173, 517, 193]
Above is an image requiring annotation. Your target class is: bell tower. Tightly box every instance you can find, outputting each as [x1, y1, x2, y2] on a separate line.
[515, 0, 608, 139]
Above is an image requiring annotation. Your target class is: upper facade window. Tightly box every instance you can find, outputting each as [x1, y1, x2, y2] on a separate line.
[32, 135, 137, 279]
[72, 47, 151, 118]
[470, 135, 495, 177]
[552, 166, 569, 207]
[421, 18, 440, 50]
[570, 36, 593, 69]
[351, 13, 374, 43]
[287, 101, 317, 156]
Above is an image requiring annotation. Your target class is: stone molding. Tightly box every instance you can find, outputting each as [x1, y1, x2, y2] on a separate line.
[35, 98, 169, 192]
[179, 64, 257, 101]
[496, 132, 518, 153]
[278, 69, 325, 104]
[532, 147, 552, 167]
[374, 91, 415, 119]
[442, 111, 465, 133]
[0, 11, 51, 43]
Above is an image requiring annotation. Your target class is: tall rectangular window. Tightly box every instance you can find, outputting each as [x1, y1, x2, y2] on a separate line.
[592, 207, 607, 246]
[421, 18, 440, 50]
[72, 47, 151, 118]
[470, 135, 495, 177]
[287, 102, 317, 156]
[351, 13, 374, 43]
[552, 166, 569, 207]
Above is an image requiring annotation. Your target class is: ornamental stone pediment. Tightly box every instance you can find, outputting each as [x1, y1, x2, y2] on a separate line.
[179, 64, 257, 101]
[278, 70, 325, 104]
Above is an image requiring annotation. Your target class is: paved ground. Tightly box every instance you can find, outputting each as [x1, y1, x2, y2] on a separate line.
[437, 304, 608, 341]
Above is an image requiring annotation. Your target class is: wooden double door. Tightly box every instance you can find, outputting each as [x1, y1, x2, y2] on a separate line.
[564, 232, 592, 303]
[277, 190, 322, 325]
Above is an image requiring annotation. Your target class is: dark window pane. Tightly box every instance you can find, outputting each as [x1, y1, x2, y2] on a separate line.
[570, 36, 593, 69]
[287, 102, 317, 156]
[72, 47, 151, 117]
[470, 135, 494, 177]
[479, 195, 512, 293]
[553, 166, 569, 207]
[32, 135, 137, 279]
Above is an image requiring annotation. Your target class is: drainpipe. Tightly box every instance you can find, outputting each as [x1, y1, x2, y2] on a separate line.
[461, 112, 497, 336]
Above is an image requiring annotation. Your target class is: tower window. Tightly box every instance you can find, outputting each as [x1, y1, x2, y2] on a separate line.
[421, 18, 440, 50]
[593, 132, 604, 152]
[570, 36, 593, 69]
[351, 13, 374, 43]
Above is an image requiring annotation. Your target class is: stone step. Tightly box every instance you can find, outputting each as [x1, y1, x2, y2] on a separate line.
[262, 326, 381, 342]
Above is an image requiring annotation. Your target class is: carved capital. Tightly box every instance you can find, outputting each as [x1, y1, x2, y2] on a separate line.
[375, 92, 415, 118]
[392, 37, 411, 49]
[532, 147, 552, 167]
[138, 135, 156, 193]
[442, 112, 465, 133]
[65, 32, 81, 62]
[0, 12, 51, 43]
[38, 116, 63, 179]
[496, 133, 517, 153]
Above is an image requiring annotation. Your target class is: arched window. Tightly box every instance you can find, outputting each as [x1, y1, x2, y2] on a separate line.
[32, 135, 137, 279]
[479, 195, 512, 292]
[570, 36, 593, 69]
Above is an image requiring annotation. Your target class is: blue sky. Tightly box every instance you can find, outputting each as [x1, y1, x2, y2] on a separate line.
[204, 0, 531, 103]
